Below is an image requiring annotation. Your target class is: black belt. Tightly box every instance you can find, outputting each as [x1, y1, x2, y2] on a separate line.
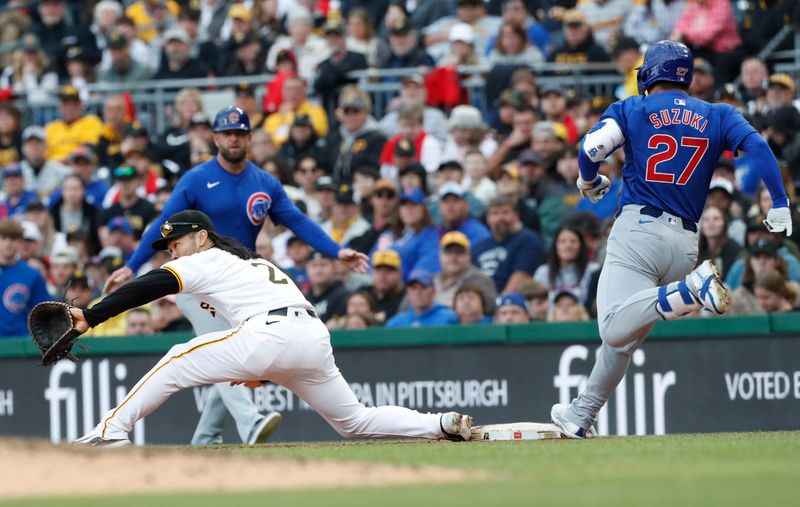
[640, 206, 697, 233]
[268, 306, 319, 319]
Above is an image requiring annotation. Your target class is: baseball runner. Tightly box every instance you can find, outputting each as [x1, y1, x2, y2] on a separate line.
[551, 41, 792, 438]
[72, 210, 473, 447]
[104, 106, 369, 445]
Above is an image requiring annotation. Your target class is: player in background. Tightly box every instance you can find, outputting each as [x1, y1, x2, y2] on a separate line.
[551, 40, 792, 438]
[71, 210, 472, 447]
[104, 106, 368, 446]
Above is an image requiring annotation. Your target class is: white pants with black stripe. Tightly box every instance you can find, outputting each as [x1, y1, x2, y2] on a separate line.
[97, 308, 445, 441]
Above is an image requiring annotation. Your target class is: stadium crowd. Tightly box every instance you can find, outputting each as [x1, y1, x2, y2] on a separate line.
[1, 0, 800, 338]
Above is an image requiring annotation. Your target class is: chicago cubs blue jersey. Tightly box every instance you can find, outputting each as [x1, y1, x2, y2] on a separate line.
[129, 158, 341, 272]
[1, 261, 49, 338]
[602, 91, 757, 222]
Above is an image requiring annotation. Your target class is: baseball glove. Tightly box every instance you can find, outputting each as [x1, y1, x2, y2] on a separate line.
[28, 302, 83, 366]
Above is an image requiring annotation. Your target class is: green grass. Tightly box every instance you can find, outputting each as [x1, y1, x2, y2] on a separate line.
[3, 432, 798, 507]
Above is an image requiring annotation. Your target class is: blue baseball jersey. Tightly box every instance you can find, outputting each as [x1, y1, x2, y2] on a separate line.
[600, 91, 757, 223]
[129, 158, 341, 272]
[1, 261, 50, 338]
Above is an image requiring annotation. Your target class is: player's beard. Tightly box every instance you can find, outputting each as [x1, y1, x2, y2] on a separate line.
[219, 145, 247, 164]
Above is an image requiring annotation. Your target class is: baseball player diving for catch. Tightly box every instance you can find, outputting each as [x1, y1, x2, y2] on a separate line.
[551, 40, 792, 438]
[72, 210, 473, 447]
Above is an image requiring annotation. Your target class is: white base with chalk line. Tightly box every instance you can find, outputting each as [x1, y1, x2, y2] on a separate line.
[471, 422, 564, 441]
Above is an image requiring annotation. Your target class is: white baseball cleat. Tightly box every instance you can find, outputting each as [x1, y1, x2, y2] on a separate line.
[550, 404, 596, 439]
[686, 259, 730, 315]
[73, 429, 131, 448]
[440, 412, 473, 441]
[248, 411, 282, 445]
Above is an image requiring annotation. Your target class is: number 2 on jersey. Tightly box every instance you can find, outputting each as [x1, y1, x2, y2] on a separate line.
[251, 261, 288, 284]
[645, 134, 709, 185]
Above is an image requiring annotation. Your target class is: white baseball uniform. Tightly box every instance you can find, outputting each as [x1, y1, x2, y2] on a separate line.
[94, 248, 447, 441]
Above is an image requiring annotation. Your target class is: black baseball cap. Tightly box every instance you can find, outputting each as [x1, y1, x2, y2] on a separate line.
[151, 210, 216, 250]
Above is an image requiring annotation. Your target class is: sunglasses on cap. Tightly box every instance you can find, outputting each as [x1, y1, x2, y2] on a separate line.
[159, 222, 201, 238]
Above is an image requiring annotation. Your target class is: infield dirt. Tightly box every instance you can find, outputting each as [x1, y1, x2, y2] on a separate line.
[0, 438, 472, 499]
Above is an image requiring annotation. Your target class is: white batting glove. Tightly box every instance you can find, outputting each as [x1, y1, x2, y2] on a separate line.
[763, 207, 793, 236]
[577, 175, 611, 204]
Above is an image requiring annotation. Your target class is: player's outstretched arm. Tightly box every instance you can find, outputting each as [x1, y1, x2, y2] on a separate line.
[739, 132, 792, 236]
[83, 269, 181, 329]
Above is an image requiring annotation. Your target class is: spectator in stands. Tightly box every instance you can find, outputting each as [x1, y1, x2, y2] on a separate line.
[380, 105, 443, 177]
[265, 7, 328, 81]
[517, 279, 550, 321]
[44, 85, 104, 162]
[727, 235, 800, 291]
[474, 196, 545, 294]
[104, 15, 154, 73]
[436, 182, 490, 245]
[531, 121, 566, 174]
[99, 32, 153, 84]
[178, 7, 220, 71]
[553, 146, 582, 197]
[64, 270, 94, 309]
[315, 19, 368, 123]
[365, 249, 406, 322]
[391, 188, 441, 278]
[386, 269, 458, 328]
[304, 251, 348, 324]
[624, 0, 686, 46]
[33, 0, 100, 79]
[0, 34, 59, 105]
[283, 235, 312, 292]
[49, 175, 101, 255]
[349, 179, 402, 254]
[231, 83, 265, 132]
[461, 149, 497, 206]
[95, 95, 131, 171]
[18, 221, 43, 261]
[577, 0, 634, 52]
[264, 76, 328, 148]
[442, 106, 498, 165]
[493, 292, 530, 324]
[0, 220, 49, 338]
[698, 206, 742, 280]
[314, 176, 337, 223]
[287, 156, 322, 219]
[706, 177, 746, 246]
[153, 294, 193, 333]
[154, 27, 210, 81]
[611, 36, 643, 100]
[105, 216, 137, 260]
[346, 8, 379, 66]
[423, 0, 501, 62]
[495, 163, 539, 233]
[453, 283, 493, 324]
[434, 231, 497, 311]
[670, 0, 741, 84]
[351, 165, 380, 219]
[379, 19, 435, 70]
[49, 246, 80, 298]
[323, 86, 386, 184]
[738, 57, 768, 114]
[487, 21, 543, 66]
[156, 88, 203, 171]
[533, 226, 600, 306]
[198, 0, 229, 45]
[54, 146, 110, 209]
[23, 202, 55, 257]
[378, 74, 448, 141]
[328, 290, 379, 329]
[550, 9, 609, 64]
[99, 166, 157, 242]
[548, 290, 591, 322]
[755, 269, 796, 313]
[485, 0, 549, 56]
[277, 115, 324, 172]
[688, 58, 715, 102]
[0, 104, 21, 168]
[539, 86, 579, 144]
[125, 0, 179, 43]
[440, 22, 485, 67]
[321, 184, 371, 246]
[92, 1, 123, 54]
[0, 164, 36, 221]
[222, 30, 267, 77]
[486, 105, 536, 175]
[126, 307, 155, 335]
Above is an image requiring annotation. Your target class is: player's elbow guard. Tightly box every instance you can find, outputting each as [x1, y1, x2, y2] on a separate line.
[581, 119, 624, 163]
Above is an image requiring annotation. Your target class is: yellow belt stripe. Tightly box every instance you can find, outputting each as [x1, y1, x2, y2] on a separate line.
[101, 323, 244, 438]
[162, 266, 183, 292]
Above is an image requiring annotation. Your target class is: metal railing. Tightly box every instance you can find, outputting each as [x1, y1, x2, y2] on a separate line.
[11, 63, 623, 135]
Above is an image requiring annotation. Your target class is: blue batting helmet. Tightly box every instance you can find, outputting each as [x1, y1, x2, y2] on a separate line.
[212, 106, 251, 133]
[636, 40, 694, 95]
